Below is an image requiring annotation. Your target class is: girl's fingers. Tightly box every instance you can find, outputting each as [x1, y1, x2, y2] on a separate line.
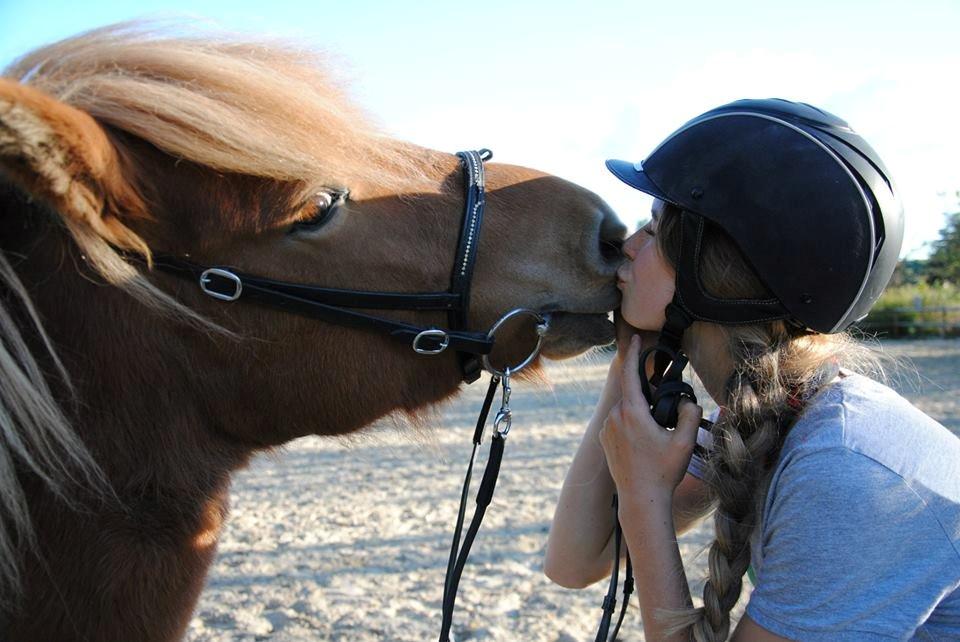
[676, 399, 703, 442]
[635, 330, 660, 377]
[614, 309, 638, 343]
[620, 335, 645, 408]
[614, 309, 640, 361]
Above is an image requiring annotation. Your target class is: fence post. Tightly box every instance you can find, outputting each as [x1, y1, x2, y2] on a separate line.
[942, 307, 948, 338]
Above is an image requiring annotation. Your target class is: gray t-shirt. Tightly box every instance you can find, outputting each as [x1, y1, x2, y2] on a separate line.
[746, 373, 960, 640]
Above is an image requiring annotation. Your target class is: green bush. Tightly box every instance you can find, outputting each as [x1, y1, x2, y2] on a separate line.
[873, 283, 960, 311]
[858, 283, 960, 337]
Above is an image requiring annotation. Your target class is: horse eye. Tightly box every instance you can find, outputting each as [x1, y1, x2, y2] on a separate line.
[289, 189, 348, 233]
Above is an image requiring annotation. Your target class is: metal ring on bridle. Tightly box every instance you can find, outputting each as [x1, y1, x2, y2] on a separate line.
[412, 329, 450, 355]
[199, 268, 242, 302]
[480, 308, 548, 377]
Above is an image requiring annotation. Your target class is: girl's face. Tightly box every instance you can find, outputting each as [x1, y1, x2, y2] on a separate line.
[617, 200, 676, 330]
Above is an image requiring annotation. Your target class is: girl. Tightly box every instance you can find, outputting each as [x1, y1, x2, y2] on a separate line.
[545, 100, 960, 640]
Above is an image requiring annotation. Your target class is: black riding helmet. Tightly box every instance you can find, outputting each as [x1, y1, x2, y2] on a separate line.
[606, 99, 903, 428]
[607, 98, 903, 334]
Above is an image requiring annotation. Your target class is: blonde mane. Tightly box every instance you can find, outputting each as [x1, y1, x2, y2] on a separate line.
[5, 21, 431, 200]
[0, 21, 437, 603]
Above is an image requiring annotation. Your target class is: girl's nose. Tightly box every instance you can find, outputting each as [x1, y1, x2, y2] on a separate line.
[621, 231, 641, 260]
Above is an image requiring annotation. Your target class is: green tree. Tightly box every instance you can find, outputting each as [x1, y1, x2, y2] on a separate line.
[927, 194, 960, 285]
[890, 258, 927, 286]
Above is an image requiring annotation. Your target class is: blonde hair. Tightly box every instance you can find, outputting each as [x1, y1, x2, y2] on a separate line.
[0, 21, 437, 602]
[5, 21, 433, 199]
[654, 206, 885, 640]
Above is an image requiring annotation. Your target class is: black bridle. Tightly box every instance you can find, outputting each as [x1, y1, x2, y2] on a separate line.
[149, 150, 559, 639]
[153, 149, 503, 383]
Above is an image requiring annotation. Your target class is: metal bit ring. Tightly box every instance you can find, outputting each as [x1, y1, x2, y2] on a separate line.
[481, 308, 547, 377]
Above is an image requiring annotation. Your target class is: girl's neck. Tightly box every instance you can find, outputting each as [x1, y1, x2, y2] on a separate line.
[685, 322, 734, 405]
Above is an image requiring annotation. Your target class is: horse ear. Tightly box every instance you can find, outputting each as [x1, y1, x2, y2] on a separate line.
[0, 78, 149, 254]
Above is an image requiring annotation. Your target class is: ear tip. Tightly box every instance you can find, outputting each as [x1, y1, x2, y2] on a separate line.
[0, 78, 148, 235]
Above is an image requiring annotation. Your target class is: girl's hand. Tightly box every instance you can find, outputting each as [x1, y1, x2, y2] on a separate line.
[602, 309, 641, 393]
[599, 335, 702, 501]
[613, 308, 639, 363]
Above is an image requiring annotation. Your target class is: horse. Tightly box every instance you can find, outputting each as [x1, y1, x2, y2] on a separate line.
[0, 23, 624, 641]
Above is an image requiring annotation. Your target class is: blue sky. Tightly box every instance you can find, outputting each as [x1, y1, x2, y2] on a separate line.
[3, 0, 958, 257]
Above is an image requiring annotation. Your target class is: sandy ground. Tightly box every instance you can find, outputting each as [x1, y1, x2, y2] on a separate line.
[186, 339, 960, 641]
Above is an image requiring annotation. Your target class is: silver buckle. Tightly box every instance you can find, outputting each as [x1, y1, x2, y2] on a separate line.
[413, 329, 449, 355]
[199, 268, 242, 302]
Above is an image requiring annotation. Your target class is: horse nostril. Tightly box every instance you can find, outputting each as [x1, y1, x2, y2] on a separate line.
[598, 209, 627, 266]
[596, 207, 627, 266]
[600, 238, 623, 263]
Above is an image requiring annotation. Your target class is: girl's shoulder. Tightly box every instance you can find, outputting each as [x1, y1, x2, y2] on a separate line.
[750, 374, 960, 639]
[784, 372, 958, 468]
[775, 371, 960, 534]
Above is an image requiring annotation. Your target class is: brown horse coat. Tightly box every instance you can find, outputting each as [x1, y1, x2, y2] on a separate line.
[0, 25, 622, 641]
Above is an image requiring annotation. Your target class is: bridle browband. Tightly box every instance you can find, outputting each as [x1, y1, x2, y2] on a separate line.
[148, 150, 557, 639]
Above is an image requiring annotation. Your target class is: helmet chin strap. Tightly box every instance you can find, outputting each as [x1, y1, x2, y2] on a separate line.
[639, 300, 698, 430]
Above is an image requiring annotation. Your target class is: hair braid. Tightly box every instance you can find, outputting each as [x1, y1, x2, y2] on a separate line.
[691, 332, 794, 640]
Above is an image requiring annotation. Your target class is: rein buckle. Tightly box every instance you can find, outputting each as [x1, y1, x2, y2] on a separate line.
[199, 268, 242, 302]
[412, 329, 449, 354]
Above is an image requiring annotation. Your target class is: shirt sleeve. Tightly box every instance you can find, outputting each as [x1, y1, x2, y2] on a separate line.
[745, 447, 960, 640]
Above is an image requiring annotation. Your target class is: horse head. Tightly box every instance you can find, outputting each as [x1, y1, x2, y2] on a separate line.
[0, 24, 623, 641]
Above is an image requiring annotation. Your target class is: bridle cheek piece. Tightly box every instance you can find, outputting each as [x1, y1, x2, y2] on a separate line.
[150, 150, 554, 641]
